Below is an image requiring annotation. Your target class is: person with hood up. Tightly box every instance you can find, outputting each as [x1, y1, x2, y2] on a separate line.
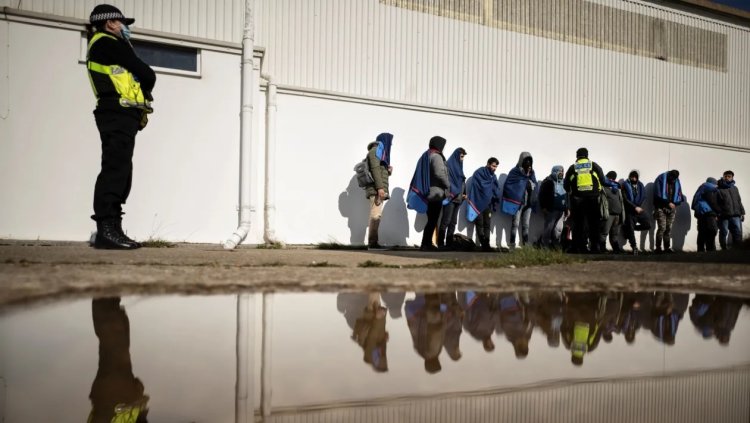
[501, 152, 538, 250]
[465, 158, 502, 252]
[364, 133, 394, 250]
[620, 170, 651, 254]
[564, 148, 615, 254]
[438, 148, 467, 250]
[538, 165, 569, 249]
[599, 171, 626, 253]
[407, 136, 451, 251]
[692, 177, 721, 252]
[716, 170, 745, 250]
[653, 170, 686, 253]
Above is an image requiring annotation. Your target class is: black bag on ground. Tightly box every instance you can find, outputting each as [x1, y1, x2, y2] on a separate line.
[353, 157, 374, 188]
[452, 234, 476, 251]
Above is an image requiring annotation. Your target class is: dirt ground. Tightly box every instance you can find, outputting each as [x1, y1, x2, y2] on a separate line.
[1, 240, 749, 307]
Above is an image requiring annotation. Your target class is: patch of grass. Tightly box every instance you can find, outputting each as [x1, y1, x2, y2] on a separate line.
[141, 239, 176, 248]
[307, 261, 344, 268]
[420, 248, 583, 269]
[316, 242, 368, 250]
[358, 260, 401, 268]
[257, 241, 284, 249]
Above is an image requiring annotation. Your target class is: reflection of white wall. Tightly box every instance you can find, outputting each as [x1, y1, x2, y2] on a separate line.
[269, 293, 750, 408]
[0, 295, 237, 423]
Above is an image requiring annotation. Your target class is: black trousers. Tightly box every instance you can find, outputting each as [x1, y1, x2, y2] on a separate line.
[474, 209, 492, 248]
[92, 110, 141, 222]
[696, 214, 718, 252]
[422, 201, 443, 247]
[623, 211, 651, 249]
[571, 195, 600, 252]
[438, 201, 461, 247]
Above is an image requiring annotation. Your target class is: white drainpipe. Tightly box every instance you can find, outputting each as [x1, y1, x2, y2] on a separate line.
[262, 74, 278, 244]
[224, 0, 256, 250]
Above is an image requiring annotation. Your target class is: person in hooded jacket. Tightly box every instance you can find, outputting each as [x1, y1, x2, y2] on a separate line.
[407, 136, 450, 251]
[716, 170, 745, 250]
[692, 177, 721, 252]
[465, 158, 502, 252]
[364, 133, 393, 249]
[438, 148, 467, 249]
[620, 170, 651, 254]
[599, 171, 626, 253]
[653, 170, 686, 253]
[501, 152, 538, 250]
[538, 165, 569, 248]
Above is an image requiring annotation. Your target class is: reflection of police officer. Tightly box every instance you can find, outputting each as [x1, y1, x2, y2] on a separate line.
[86, 4, 156, 249]
[90, 298, 149, 422]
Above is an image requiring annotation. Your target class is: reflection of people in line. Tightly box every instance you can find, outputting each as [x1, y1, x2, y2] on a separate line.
[599, 293, 623, 343]
[527, 292, 565, 347]
[616, 293, 648, 344]
[497, 293, 533, 358]
[646, 292, 689, 345]
[338, 293, 389, 372]
[561, 293, 603, 366]
[89, 298, 148, 423]
[690, 295, 744, 345]
[459, 291, 497, 352]
[440, 292, 464, 361]
[405, 293, 446, 373]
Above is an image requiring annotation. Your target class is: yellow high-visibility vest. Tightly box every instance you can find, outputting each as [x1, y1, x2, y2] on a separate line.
[86, 32, 151, 111]
[570, 158, 601, 192]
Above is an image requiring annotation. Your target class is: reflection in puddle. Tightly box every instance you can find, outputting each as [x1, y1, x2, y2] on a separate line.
[1, 290, 748, 422]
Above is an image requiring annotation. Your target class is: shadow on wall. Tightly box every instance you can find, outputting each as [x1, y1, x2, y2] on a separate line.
[672, 202, 692, 251]
[380, 187, 409, 246]
[338, 176, 370, 245]
[641, 182, 656, 251]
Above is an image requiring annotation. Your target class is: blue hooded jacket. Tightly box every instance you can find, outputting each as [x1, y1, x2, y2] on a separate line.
[691, 181, 718, 216]
[466, 166, 501, 222]
[444, 148, 466, 205]
[406, 151, 431, 214]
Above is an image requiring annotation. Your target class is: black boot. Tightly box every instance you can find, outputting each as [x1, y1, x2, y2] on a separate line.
[94, 220, 140, 250]
[114, 219, 142, 248]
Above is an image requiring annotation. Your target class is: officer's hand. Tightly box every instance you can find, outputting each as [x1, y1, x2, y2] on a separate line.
[138, 113, 149, 131]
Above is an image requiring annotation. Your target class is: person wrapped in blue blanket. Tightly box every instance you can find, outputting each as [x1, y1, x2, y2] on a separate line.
[652, 169, 686, 253]
[465, 158, 501, 252]
[691, 177, 721, 252]
[501, 152, 538, 249]
[407, 136, 450, 251]
[437, 148, 467, 249]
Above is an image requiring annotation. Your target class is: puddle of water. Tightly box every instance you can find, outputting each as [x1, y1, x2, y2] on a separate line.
[1, 290, 749, 423]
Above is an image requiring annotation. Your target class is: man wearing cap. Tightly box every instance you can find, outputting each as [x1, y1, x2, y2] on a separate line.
[86, 4, 156, 249]
[716, 170, 745, 250]
[653, 170, 686, 253]
[563, 148, 612, 254]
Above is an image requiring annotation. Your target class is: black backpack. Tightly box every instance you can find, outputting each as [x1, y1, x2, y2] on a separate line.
[354, 157, 374, 188]
[452, 234, 476, 251]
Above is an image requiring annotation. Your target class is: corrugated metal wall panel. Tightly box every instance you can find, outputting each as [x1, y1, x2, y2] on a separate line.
[5, 0, 243, 43]
[255, 0, 750, 149]
[264, 367, 750, 423]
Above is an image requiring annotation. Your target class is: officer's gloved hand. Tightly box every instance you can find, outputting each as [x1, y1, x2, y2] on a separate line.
[138, 113, 149, 131]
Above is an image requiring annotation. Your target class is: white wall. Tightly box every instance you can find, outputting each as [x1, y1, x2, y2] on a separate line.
[0, 21, 246, 243]
[272, 93, 750, 250]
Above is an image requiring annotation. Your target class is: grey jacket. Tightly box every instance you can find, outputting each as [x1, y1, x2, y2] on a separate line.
[428, 152, 450, 202]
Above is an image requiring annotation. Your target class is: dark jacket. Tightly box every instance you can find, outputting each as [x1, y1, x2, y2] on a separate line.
[621, 179, 645, 214]
[87, 31, 156, 113]
[603, 184, 624, 216]
[539, 171, 568, 212]
[365, 143, 390, 200]
[717, 180, 745, 218]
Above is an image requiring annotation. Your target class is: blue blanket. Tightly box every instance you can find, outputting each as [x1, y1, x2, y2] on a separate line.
[501, 167, 537, 215]
[465, 167, 500, 222]
[444, 148, 466, 205]
[654, 172, 684, 205]
[375, 132, 393, 166]
[406, 151, 431, 214]
[621, 180, 645, 206]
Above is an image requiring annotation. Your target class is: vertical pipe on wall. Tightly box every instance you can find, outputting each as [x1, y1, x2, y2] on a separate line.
[235, 294, 256, 423]
[262, 74, 278, 245]
[224, 0, 256, 250]
[260, 292, 274, 417]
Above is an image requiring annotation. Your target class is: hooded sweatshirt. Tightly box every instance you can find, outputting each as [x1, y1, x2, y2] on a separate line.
[539, 165, 568, 212]
[501, 152, 538, 215]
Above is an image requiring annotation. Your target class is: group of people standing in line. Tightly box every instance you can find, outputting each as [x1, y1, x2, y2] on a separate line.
[339, 291, 747, 373]
[362, 133, 745, 253]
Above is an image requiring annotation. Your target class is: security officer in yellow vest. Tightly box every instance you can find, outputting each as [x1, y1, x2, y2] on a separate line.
[563, 148, 615, 254]
[86, 4, 156, 249]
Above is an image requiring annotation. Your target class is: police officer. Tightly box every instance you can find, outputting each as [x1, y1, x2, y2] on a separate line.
[86, 4, 156, 249]
[563, 148, 613, 253]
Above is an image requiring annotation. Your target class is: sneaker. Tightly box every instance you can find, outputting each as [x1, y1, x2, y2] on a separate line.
[654, 247, 663, 254]
[664, 248, 675, 254]
[368, 243, 387, 251]
[631, 248, 639, 255]
[420, 244, 438, 252]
